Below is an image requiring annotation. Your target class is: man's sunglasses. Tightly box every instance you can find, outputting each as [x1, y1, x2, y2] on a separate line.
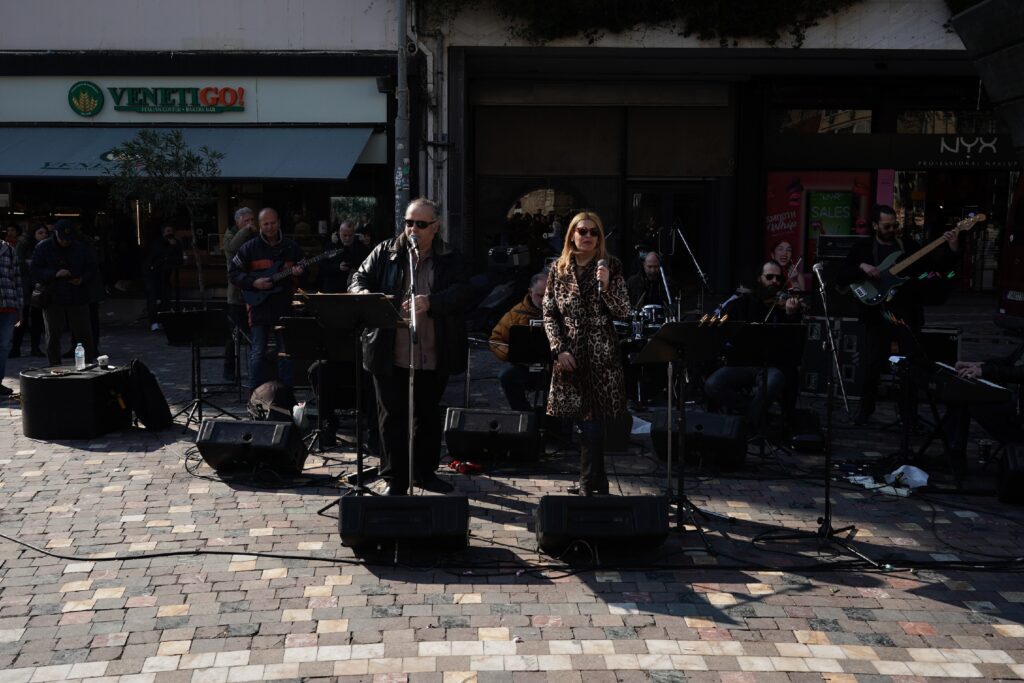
[575, 228, 601, 237]
[404, 219, 437, 229]
[763, 273, 783, 281]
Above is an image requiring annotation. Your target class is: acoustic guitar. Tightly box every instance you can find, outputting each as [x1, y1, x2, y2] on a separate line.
[850, 213, 985, 306]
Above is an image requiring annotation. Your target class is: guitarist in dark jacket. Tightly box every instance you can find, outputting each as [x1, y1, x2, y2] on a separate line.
[229, 208, 305, 390]
[837, 204, 960, 425]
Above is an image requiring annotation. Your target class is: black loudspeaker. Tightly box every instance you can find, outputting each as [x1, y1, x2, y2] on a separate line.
[534, 495, 669, 554]
[800, 317, 865, 398]
[339, 495, 469, 548]
[195, 418, 306, 476]
[651, 410, 747, 469]
[997, 444, 1024, 505]
[444, 408, 539, 460]
[20, 366, 131, 439]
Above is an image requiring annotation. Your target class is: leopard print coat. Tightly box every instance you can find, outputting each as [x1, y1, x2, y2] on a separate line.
[543, 255, 629, 420]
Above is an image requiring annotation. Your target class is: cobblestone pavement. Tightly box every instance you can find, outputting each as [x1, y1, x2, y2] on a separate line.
[1, 293, 1023, 683]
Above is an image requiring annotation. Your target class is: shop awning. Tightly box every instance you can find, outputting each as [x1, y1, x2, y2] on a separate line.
[0, 126, 375, 180]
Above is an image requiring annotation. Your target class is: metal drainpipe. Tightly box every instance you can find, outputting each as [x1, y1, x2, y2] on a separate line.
[394, 0, 410, 233]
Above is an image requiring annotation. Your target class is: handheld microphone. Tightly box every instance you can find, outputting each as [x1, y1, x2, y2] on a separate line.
[812, 262, 827, 290]
[597, 258, 608, 293]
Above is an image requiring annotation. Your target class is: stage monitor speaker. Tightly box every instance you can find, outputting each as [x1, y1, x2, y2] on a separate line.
[651, 410, 746, 469]
[997, 444, 1024, 505]
[195, 418, 306, 476]
[534, 495, 669, 554]
[444, 408, 539, 460]
[339, 495, 469, 548]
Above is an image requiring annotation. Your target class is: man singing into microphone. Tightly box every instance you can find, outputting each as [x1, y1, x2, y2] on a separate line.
[349, 198, 472, 495]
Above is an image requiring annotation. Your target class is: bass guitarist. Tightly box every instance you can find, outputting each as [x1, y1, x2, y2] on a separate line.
[837, 204, 959, 426]
[229, 207, 305, 391]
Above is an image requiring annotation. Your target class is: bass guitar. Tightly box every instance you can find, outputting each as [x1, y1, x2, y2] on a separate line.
[850, 213, 985, 306]
[243, 248, 342, 307]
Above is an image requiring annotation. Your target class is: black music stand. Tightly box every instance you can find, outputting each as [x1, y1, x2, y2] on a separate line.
[725, 323, 806, 457]
[297, 293, 403, 504]
[277, 316, 356, 454]
[637, 321, 745, 541]
[508, 324, 554, 455]
[159, 309, 236, 432]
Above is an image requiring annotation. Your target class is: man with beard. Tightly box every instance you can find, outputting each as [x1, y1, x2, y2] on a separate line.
[704, 260, 802, 427]
[837, 204, 959, 426]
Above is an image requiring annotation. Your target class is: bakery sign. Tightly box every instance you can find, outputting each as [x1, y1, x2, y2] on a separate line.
[69, 80, 246, 117]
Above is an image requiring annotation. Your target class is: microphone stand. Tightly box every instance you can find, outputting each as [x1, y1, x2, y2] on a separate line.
[407, 240, 420, 495]
[657, 262, 674, 320]
[676, 228, 711, 314]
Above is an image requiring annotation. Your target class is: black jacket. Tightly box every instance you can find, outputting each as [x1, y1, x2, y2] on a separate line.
[145, 236, 185, 276]
[349, 235, 471, 376]
[30, 236, 96, 307]
[836, 236, 956, 329]
[318, 241, 369, 293]
[229, 234, 305, 326]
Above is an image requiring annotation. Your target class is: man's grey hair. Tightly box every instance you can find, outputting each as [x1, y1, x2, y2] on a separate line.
[233, 207, 254, 223]
[530, 271, 548, 289]
[407, 197, 441, 220]
[338, 220, 355, 231]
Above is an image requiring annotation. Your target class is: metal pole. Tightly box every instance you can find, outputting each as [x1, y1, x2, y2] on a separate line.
[394, 0, 411, 234]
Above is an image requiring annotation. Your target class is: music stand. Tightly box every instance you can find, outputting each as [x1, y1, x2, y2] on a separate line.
[508, 324, 554, 456]
[277, 316, 356, 454]
[159, 309, 236, 432]
[636, 320, 745, 541]
[296, 293, 403, 503]
[725, 323, 806, 458]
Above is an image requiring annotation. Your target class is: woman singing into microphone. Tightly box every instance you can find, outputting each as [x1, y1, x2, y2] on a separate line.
[543, 211, 630, 496]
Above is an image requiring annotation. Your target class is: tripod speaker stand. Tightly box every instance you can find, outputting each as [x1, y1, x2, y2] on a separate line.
[159, 309, 237, 432]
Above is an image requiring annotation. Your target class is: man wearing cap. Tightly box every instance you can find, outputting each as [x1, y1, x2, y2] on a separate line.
[30, 219, 97, 366]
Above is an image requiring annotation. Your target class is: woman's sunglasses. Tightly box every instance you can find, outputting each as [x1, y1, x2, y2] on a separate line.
[575, 228, 601, 237]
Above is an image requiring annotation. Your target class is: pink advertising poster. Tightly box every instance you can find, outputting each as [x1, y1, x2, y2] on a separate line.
[765, 171, 872, 284]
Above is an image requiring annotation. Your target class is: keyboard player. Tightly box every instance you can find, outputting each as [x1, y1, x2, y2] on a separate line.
[941, 344, 1023, 475]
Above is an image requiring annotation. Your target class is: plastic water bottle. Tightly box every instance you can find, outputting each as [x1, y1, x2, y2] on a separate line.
[74, 343, 86, 370]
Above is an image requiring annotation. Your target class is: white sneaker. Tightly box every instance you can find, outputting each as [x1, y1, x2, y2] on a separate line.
[150, 322, 162, 332]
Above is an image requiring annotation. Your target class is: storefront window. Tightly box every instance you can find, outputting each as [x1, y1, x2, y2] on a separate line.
[777, 109, 872, 134]
[896, 110, 1004, 135]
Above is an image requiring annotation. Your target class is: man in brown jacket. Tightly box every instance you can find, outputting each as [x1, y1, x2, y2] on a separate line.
[489, 271, 548, 411]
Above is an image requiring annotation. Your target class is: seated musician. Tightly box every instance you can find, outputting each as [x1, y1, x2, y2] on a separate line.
[627, 251, 677, 309]
[489, 270, 549, 411]
[943, 343, 1024, 475]
[704, 260, 802, 427]
[318, 220, 369, 293]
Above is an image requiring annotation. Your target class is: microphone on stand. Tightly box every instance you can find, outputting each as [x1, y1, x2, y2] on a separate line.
[597, 258, 608, 293]
[812, 262, 827, 291]
[408, 233, 420, 254]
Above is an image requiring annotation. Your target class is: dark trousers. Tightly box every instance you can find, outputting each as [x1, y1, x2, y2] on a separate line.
[11, 304, 43, 353]
[860, 323, 919, 418]
[145, 272, 172, 325]
[499, 364, 546, 412]
[43, 304, 94, 366]
[578, 419, 608, 494]
[704, 366, 785, 424]
[69, 302, 101, 355]
[373, 367, 448, 492]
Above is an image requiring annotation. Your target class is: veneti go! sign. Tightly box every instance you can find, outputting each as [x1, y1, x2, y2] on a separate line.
[69, 80, 246, 116]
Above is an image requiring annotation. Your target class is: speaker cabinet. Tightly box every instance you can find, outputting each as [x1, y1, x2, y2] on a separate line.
[195, 418, 306, 476]
[997, 444, 1024, 505]
[444, 408, 539, 460]
[20, 366, 131, 440]
[535, 495, 669, 554]
[651, 410, 747, 469]
[339, 495, 469, 548]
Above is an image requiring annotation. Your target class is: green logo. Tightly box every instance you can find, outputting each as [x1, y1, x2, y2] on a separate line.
[68, 81, 104, 117]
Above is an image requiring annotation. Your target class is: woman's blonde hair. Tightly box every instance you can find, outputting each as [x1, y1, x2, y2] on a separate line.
[554, 211, 608, 275]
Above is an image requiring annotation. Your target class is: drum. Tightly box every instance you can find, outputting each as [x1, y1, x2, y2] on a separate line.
[613, 320, 632, 339]
[641, 305, 667, 327]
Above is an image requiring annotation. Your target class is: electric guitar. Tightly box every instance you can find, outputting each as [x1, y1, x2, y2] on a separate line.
[243, 248, 342, 307]
[850, 213, 985, 306]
